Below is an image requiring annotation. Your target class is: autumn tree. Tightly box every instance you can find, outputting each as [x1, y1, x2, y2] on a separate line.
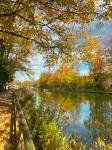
[21, 80, 32, 88]
[0, 0, 97, 64]
[0, 38, 32, 89]
[80, 36, 110, 88]
[90, 41, 111, 89]
[39, 72, 53, 88]
[38, 65, 79, 89]
[105, 39, 112, 67]
[1, 0, 111, 65]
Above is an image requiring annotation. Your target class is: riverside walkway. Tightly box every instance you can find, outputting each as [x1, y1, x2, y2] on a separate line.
[0, 91, 36, 150]
[0, 91, 12, 150]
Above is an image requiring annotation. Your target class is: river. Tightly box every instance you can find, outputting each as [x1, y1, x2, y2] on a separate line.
[35, 90, 112, 144]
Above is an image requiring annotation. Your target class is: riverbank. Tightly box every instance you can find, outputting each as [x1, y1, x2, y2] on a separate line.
[18, 87, 112, 150]
[71, 89, 112, 95]
[39, 87, 112, 95]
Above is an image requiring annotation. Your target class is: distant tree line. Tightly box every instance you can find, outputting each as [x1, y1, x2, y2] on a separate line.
[37, 64, 112, 91]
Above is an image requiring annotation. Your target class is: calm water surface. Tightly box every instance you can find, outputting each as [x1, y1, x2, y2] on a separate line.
[36, 90, 112, 144]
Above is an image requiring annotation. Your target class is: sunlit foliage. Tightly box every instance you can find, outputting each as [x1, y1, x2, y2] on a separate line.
[38, 65, 95, 90]
[0, 0, 97, 66]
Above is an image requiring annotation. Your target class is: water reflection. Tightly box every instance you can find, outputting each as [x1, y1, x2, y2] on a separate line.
[34, 93, 40, 107]
[64, 101, 92, 143]
[37, 90, 112, 144]
[75, 101, 91, 125]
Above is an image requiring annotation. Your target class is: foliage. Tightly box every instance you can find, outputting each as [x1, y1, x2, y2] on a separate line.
[18, 89, 68, 149]
[105, 38, 112, 65]
[37, 36, 112, 91]
[38, 65, 96, 90]
[0, 41, 15, 89]
[21, 80, 32, 88]
[0, 41, 12, 89]
[0, 0, 98, 67]
[81, 36, 112, 89]
[39, 65, 77, 89]
[0, 38, 32, 89]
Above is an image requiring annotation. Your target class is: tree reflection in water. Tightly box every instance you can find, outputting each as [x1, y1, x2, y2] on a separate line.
[38, 90, 112, 144]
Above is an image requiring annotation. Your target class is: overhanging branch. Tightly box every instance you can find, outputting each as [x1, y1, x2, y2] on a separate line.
[0, 29, 57, 49]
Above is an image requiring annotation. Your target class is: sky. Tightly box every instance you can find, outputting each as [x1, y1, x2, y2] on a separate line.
[15, 19, 112, 82]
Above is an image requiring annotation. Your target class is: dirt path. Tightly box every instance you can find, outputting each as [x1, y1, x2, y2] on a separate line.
[0, 91, 12, 150]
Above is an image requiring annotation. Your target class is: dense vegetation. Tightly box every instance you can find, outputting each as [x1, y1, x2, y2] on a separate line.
[0, 39, 30, 89]
[35, 64, 112, 91]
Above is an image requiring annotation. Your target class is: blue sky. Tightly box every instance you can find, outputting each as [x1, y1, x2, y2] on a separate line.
[15, 19, 112, 82]
[76, 62, 90, 76]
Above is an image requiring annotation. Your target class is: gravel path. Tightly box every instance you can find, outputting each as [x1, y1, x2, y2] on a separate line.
[0, 92, 12, 150]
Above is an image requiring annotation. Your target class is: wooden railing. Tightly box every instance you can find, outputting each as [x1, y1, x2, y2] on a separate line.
[10, 92, 36, 150]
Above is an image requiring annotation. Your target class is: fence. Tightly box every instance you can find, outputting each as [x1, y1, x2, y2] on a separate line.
[10, 91, 36, 150]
